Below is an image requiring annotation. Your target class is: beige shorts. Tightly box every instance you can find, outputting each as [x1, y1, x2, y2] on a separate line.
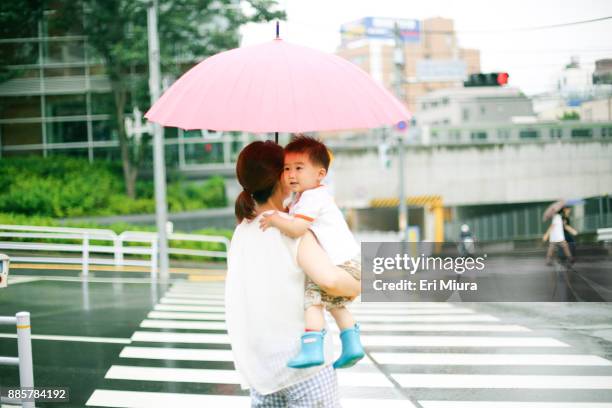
[304, 258, 361, 310]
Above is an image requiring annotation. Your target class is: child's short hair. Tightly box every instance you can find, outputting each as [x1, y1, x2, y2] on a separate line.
[284, 135, 330, 171]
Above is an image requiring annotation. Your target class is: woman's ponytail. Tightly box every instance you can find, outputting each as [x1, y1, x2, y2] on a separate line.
[234, 141, 284, 224]
[235, 190, 256, 222]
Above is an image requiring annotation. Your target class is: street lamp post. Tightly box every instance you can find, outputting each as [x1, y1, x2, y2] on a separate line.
[147, 0, 169, 278]
[394, 22, 409, 241]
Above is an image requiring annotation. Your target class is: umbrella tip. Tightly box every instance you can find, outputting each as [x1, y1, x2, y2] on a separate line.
[276, 21, 280, 39]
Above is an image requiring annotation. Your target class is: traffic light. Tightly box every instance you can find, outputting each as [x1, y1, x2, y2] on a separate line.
[464, 72, 509, 87]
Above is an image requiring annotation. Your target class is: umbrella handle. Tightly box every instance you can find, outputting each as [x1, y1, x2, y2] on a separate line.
[276, 21, 280, 39]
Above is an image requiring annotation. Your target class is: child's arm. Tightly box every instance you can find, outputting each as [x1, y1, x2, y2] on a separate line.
[260, 212, 311, 238]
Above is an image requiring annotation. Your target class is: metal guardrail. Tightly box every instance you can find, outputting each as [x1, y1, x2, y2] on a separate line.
[0, 225, 230, 276]
[445, 212, 612, 243]
[597, 228, 612, 242]
[0, 312, 35, 408]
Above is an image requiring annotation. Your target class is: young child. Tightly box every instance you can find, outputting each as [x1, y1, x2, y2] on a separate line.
[259, 135, 364, 369]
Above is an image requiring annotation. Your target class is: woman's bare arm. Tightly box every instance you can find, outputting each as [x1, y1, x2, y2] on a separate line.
[297, 231, 361, 298]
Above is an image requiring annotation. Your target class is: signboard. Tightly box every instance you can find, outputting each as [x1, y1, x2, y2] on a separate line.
[416, 60, 467, 82]
[341, 17, 420, 44]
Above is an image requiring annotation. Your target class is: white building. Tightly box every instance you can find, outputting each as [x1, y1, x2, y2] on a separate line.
[416, 86, 534, 127]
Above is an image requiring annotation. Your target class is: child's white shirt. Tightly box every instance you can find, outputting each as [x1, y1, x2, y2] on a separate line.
[289, 185, 360, 265]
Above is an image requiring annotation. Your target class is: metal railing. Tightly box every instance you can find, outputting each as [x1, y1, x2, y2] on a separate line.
[445, 211, 612, 243]
[0, 225, 230, 276]
[0, 312, 35, 408]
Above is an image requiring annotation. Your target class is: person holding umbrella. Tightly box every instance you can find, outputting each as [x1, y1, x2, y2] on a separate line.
[225, 141, 360, 406]
[145, 26, 411, 405]
[543, 209, 574, 265]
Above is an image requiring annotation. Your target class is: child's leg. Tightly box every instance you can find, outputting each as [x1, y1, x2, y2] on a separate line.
[329, 306, 355, 331]
[305, 304, 325, 331]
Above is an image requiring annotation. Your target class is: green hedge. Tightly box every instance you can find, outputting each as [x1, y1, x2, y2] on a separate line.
[0, 157, 227, 217]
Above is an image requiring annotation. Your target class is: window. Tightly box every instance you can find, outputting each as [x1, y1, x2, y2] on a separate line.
[470, 131, 487, 141]
[0, 123, 43, 146]
[571, 128, 592, 138]
[602, 127, 612, 137]
[519, 129, 539, 139]
[45, 94, 87, 117]
[450, 130, 461, 140]
[91, 93, 114, 115]
[550, 128, 562, 138]
[462, 108, 470, 122]
[0, 95, 41, 119]
[92, 120, 117, 141]
[46, 120, 88, 143]
[497, 129, 510, 140]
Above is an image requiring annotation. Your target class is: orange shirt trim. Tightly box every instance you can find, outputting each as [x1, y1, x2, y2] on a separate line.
[294, 214, 315, 222]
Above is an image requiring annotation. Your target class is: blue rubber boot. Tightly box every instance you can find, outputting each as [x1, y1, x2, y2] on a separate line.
[333, 324, 365, 369]
[287, 329, 326, 369]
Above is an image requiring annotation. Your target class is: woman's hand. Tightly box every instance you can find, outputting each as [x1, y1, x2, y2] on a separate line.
[259, 211, 280, 231]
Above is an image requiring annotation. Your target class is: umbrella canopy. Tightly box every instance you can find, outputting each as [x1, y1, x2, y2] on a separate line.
[542, 198, 584, 221]
[145, 38, 410, 133]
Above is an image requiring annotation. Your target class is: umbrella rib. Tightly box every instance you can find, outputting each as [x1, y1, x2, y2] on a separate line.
[279, 42, 299, 134]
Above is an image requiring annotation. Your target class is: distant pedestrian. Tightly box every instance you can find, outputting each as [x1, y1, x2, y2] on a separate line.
[543, 209, 573, 265]
[561, 206, 578, 258]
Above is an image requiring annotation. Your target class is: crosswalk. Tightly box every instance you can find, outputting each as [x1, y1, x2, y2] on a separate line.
[86, 281, 612, 407]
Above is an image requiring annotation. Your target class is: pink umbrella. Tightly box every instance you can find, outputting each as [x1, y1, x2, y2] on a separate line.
[145, 29, 410, 138]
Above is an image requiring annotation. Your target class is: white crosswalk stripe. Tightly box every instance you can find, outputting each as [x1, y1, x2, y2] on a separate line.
[86, 281, 612, 407]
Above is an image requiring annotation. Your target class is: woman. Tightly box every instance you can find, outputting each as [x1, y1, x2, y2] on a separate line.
[543, 209, 574, 265]
[225, 141, 360, 407]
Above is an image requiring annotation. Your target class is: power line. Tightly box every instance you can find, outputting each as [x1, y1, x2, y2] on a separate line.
[290, 15, 612, 35]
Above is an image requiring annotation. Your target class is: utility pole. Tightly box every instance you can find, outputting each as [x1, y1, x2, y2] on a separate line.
[393, 22, 409, 241]
[147, 0, 169, 278]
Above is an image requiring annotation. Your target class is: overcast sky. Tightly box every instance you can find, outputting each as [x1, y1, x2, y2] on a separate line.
[239, 0, 612, 95]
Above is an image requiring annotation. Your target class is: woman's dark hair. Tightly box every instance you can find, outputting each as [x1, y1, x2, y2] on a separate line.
[235, 141, 284, 222]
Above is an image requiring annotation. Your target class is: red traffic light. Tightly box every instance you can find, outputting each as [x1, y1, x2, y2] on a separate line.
[497, 72, 509, 86]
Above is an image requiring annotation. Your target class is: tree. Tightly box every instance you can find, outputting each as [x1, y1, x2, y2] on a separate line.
[558, 111, 580, 121]
[0, 0, 46, 83]
[54, 0, 285, 198]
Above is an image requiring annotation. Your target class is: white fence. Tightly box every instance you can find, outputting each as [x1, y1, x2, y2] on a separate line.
[0, 312, 34, 408]
[0, 225, 230, 277]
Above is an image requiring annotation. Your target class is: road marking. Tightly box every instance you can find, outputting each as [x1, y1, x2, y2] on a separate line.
[131, 331, 230, 344]
[105, 365, 241, 383]
[353, 308, 476, 315]
[164, 291, 225, 300]
[419, 402, 612, 408]
[161, 297, 225, 305]
[119, 347, 234, 361]
[361, 335, 568, 347]
[86, 390, 415, 408]
[104, 365, 392, 388]
[371, 352, 612, 366]
[10, 262, 218, 275]
[140, 319, 227, 330]
[356, 323, 530, 332]
[147, 311, 226, 321]
[0, 333, 130, 344]
[351, 302, 456, 309]
[154, 304, 225, 313]
[353, 315, 500, 323]
[393, 373, 612, 389]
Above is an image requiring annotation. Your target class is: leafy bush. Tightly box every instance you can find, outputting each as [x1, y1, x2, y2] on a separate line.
[0, 157, 226, 217]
